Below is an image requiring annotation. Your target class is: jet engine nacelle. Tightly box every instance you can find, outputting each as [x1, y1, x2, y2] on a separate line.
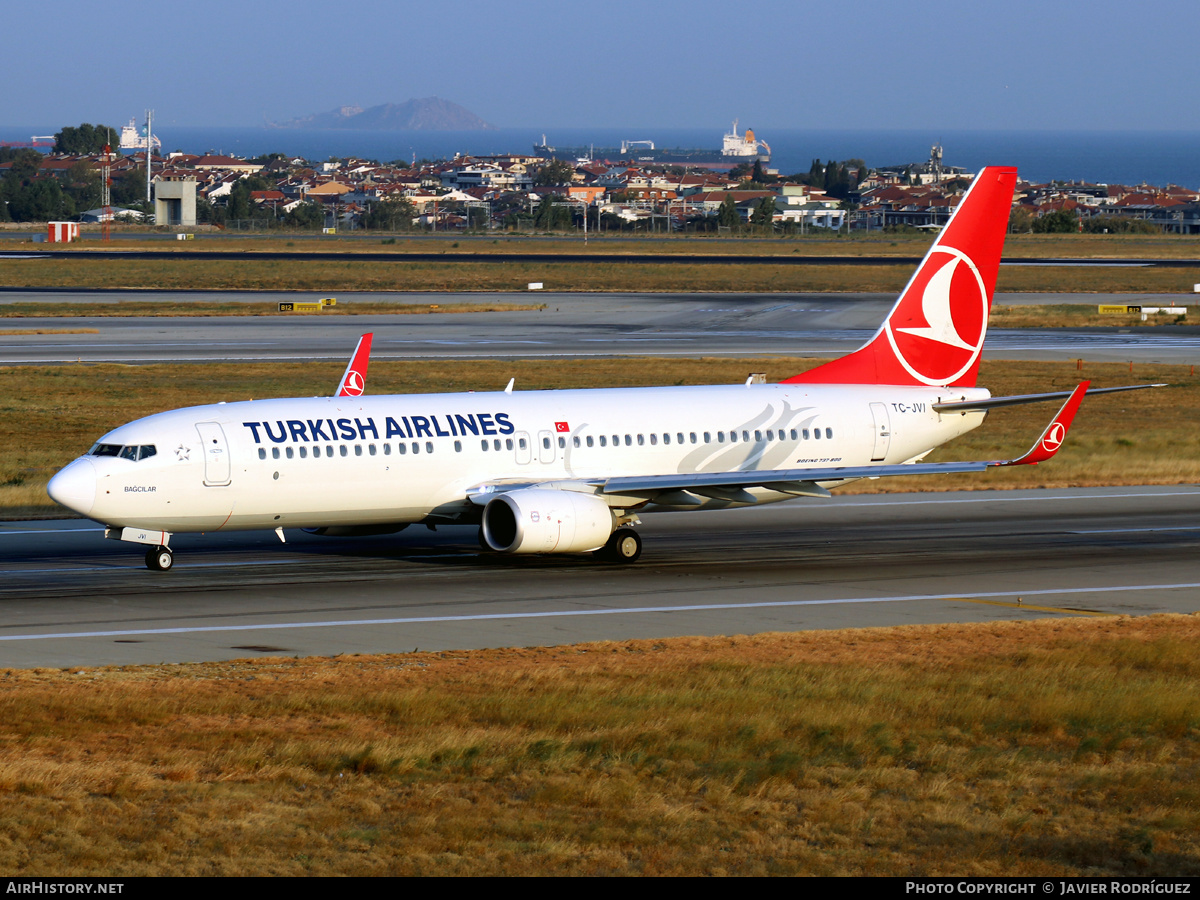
[481, 488, 615, 554]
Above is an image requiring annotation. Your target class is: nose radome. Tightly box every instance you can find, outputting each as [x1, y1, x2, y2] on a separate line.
[47, 458, 96, 517]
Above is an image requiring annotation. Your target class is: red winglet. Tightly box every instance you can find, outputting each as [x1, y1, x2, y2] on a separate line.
[1002, 381, 1089, 466]
[336, 333, 373, 397]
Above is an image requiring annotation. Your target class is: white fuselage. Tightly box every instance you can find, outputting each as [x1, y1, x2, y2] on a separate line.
[52, 382, 988, 533]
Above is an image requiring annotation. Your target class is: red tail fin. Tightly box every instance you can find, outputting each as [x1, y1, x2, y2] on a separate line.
[336, 333, 373, 397]
[784, 166, 1017, 387]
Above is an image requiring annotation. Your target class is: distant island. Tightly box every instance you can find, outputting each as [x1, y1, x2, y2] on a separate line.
[272, 98, 495, 131]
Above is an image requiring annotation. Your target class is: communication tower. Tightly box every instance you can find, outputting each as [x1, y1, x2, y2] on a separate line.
[100, 144, 114, 242]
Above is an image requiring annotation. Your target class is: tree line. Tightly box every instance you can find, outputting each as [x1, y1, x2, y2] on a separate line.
[0, 148, 144, 222]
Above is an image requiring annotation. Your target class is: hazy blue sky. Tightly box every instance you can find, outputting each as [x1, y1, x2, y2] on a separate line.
[5, 0, 1198, 132]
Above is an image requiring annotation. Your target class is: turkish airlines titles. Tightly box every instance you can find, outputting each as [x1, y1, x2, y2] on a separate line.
[242, 412, 517, 445]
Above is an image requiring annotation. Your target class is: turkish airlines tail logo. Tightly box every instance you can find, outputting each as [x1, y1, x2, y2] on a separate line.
[341, 369, 365, 396]
[336, 333, 374, 397]
[783, 167, 1017, 388]
[895, 256, 977, 351]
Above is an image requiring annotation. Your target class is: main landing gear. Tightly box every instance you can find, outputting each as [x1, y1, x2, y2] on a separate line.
[145, 545, 174, 572]
[596, 527, 642, 564]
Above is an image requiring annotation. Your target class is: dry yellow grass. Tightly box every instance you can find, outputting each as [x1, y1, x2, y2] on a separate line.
[2, 256, 1197, 294]
[989, 304, 1192, 328]
[0, 615, 1197, 875]
[0, 327, 98, 334]
[17, 229, 1200, 259]
[0, 301, 540, 319]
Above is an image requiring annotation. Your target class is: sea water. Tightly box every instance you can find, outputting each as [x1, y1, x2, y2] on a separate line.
[4, 125, 1199, 188]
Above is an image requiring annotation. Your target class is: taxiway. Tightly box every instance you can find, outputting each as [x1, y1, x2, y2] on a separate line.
[1, 486, 1197, 668]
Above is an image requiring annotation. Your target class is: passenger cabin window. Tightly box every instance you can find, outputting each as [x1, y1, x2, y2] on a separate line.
[454, 440, 462, 452]
[272, 448, 281, 459]
[826, 427, 834, 439]
[558, 436, 566, 449]
[258, 448, 266, 460]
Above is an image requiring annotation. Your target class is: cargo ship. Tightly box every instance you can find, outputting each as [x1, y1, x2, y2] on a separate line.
[535, 121, 770, 168]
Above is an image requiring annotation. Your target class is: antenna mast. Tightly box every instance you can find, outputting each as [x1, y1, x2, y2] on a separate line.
[100, 144, 113, 242]
[145, 109, 154, 206]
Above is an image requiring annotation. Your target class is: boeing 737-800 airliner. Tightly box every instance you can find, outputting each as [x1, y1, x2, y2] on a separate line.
[46, 167, 1155, 570]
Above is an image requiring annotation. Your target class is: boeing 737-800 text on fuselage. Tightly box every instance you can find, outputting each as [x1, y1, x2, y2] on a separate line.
[46, 167, 1152, 570]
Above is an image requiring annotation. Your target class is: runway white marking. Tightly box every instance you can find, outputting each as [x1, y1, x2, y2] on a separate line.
[1069, 525, 1200, 534]
[2, 582, 1197, 642]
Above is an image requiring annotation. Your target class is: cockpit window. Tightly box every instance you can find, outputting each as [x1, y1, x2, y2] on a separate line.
[91, 443, 157, 461]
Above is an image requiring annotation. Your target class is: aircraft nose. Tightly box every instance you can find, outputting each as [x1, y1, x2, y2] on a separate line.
[47, 458, 97, 517]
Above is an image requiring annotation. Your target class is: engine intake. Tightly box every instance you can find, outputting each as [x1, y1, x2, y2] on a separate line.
[481, 489, 615, 554]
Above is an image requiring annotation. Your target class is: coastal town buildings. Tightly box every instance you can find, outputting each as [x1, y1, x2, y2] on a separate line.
[4, 143, 1200, 234]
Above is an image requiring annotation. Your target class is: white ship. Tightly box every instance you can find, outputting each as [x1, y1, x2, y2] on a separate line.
[721, 119, 770, 161]
[118, 118, 161, 151]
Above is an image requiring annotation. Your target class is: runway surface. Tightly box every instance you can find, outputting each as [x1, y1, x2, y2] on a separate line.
[1, 485, 1197, 669]
[1, 291, 1197, 365]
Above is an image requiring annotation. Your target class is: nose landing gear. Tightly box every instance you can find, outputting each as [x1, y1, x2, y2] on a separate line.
[145, 545, 174, 571]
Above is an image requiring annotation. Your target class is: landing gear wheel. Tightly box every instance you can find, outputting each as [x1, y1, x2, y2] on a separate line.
[599, 528, 642, 564]
[145, 545, 174, 572]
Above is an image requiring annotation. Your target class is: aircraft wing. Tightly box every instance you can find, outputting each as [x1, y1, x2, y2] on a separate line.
[598, 382, 1092, 501]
